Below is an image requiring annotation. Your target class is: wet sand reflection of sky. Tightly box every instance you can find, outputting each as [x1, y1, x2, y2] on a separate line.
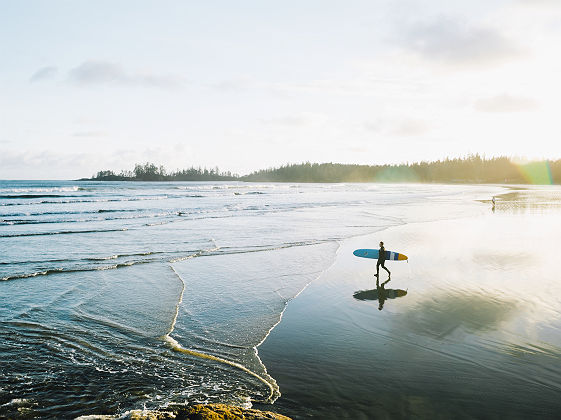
[396, 292, 518, 339]
[258, 186, 561, 419]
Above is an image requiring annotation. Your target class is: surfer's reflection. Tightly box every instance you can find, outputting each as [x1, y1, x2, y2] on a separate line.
[376, 278, 389, 310]
[353, 278, 407, 311]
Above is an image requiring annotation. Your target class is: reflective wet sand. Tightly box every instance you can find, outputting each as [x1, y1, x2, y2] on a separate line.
[258, 188, 561, 419]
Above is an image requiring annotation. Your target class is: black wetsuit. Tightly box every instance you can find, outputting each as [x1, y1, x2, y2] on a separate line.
[377, 246, 386, 266]
[376, 246, 390, 276]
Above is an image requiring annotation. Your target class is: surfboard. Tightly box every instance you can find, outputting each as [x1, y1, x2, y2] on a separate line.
[353, 249, 408, 261]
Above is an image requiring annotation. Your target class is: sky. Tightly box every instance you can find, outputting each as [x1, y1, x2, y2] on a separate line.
[1, 0, 560, 179]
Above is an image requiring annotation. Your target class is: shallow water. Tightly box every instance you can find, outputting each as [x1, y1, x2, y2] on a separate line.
[1, 181, 554, 418]
[258, 188, 561, 419]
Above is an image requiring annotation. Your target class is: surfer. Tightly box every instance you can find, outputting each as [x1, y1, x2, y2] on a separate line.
[375, 241, 391, 278]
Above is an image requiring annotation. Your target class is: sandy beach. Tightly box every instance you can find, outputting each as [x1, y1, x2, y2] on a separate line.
[258, 192, 561, 419]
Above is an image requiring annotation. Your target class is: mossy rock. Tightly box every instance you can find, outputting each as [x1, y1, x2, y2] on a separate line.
[181, 404, 291, 420]
[81, 404, 291, 420]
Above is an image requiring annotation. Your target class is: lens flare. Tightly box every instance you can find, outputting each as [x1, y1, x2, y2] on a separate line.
[512, 159, 553, 185]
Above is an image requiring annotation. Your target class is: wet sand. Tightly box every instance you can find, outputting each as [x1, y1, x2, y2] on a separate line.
[258, 191, 561, 419]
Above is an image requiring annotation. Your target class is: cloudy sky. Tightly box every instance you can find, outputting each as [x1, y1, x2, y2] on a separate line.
[1, 0, 560, 179]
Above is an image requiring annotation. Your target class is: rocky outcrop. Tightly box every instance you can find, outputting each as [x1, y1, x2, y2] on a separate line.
[78, 403, 291, 420]
[180, 404, 290, 419]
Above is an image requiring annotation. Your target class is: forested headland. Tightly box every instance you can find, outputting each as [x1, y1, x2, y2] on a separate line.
[85, 163, 238, 182]
[84, 156, 561, 184]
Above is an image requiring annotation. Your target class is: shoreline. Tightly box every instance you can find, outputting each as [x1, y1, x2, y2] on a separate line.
[6, 183, 559, 419]
[84, 188, 504, 418]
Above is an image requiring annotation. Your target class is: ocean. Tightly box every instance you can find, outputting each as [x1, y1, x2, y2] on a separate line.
[1, 180, 560, 419]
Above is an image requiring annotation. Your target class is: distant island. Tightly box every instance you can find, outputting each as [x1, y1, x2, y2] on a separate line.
[83, 163, 238, 182]
[82, 156, 560, 184]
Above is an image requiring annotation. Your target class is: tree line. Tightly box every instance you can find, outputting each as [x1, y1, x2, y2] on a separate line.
[89, 163, 237, 181]
[86, 156, 561, 184]
[243, 156, 561, 184]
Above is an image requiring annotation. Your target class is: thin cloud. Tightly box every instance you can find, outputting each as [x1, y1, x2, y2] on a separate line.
[396, 16, 523, 67]
[68, 60, 183, 89]
[210, 78, 254, 92]
[516, 0, 560, 9]
[475, 94, 539, 112]
[72, 131, 107, 138]
[364, 119, 430, 137]
[69, 61, 127, 84]
[29, 66, 58, 83]
[363, 121, 383, 132]
[390, 119, 430, 137]
[266, 116, 309, 127]
[260, 112, 328, 127]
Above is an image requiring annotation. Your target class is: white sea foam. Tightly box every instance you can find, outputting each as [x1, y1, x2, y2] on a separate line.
[164, 265, 279, 404]
[0, 186, 80, 193]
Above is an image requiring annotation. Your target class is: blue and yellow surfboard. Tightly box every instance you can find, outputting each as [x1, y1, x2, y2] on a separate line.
[353, 249, 408, 261]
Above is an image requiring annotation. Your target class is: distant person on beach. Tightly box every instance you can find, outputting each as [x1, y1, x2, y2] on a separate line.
[375, 241, 391, 278]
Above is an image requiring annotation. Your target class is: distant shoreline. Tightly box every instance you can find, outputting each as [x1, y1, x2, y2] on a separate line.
[76, 178, 549, 185]
[82, 156, 560, 185]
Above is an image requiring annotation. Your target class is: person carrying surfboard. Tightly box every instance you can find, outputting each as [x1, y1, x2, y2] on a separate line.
[375, 241, 391, 278]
